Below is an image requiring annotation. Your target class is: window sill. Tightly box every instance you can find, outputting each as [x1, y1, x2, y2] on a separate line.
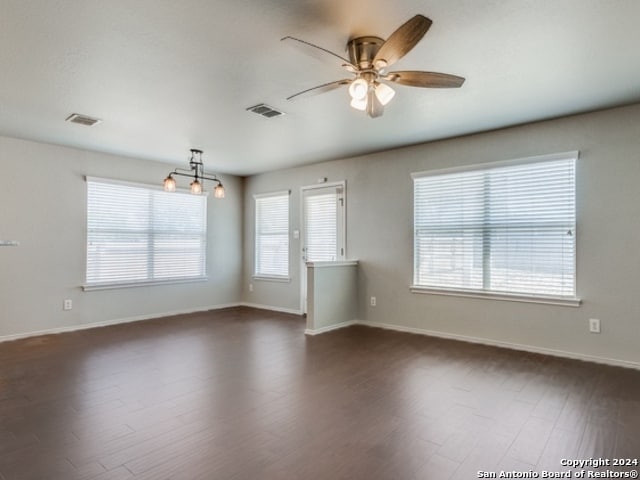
[410, 285, 581, 307]
[252, 275, 291, 283]
[83, 276, 208, 291]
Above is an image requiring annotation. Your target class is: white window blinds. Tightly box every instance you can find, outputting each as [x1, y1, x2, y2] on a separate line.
[413, 153, 577, 299]
[254, 191, 290, 278]
[86, 178, 207, 287]
[303, 185, 344, 262]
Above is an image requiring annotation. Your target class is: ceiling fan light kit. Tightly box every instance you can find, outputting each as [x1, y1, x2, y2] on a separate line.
[283, 14, 465, 118]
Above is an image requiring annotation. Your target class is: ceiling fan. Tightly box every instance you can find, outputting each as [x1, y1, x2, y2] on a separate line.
[282, 15, 465, 118]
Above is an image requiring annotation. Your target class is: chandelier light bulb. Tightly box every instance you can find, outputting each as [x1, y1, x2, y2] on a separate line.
[214, 183, 225, 199]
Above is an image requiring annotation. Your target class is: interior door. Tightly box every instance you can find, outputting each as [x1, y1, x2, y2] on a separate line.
[301, 182, 345, 313]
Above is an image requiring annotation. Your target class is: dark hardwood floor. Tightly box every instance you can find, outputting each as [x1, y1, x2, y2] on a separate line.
[0, 307, 638, 479]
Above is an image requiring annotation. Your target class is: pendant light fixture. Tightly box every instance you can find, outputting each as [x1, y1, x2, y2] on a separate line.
[163, 149, 225, 198]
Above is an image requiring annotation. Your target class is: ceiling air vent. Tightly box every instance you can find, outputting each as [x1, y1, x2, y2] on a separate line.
[65, 113, 102, 126]
[246, 104, 284, 118]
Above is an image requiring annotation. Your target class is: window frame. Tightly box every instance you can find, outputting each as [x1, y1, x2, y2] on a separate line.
[253, 190, 291, 282]
[410, 152, 581, 307]
[83, 176, 208, 291]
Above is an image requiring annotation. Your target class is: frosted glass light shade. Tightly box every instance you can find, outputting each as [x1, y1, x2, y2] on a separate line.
[350, 97, 367, 111]
[348, 78, 368, 100]
[190, 179, 202, 194]
[375, 82, 395, 106]
[214, 183, 225, 199]
[163, 176, 176, 192]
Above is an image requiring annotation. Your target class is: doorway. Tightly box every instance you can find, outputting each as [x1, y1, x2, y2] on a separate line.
[300, 182, 346, 313]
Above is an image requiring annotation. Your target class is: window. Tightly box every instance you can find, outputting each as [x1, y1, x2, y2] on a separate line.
[302, 183, 345, 262]
[85, 177, 207, 289]
[412, 152, 578, 304]
[254, 191, 290, 279]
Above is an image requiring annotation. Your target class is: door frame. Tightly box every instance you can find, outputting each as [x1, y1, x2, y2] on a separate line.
[299, 181, 347, 314]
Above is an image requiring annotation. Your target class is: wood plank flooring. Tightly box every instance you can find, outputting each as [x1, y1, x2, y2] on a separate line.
[0, 307, 638, 479]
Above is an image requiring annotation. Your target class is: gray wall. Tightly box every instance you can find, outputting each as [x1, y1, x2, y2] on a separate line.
[2, 104, 638, 365]
[0, 136, 243, 337]
[243, 104, 640, 365]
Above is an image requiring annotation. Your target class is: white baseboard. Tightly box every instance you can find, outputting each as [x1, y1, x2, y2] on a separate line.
[239, 302, 303, 316]
[4, 305, 636, 370]
[359, 321, 640, 370]
[0, 303, 241, 343]
[305, 320, 358, 336]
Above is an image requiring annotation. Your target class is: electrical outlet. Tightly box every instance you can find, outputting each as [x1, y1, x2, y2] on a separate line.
[63, 299, 73, 311]
[589, 318, 601, 333]
[249, 283, 253, 292]
[370, 296, 376, 307]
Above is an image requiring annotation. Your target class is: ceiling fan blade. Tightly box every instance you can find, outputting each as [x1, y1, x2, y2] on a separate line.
[281, 36, 356, 69]
[373, 15, 432, 68]
[286, 79, 352, 101]
[366, 88, 384, 118]
[385, 71, 465, 88]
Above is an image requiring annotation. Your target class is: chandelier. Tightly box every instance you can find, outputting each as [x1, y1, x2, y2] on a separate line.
[163, 149, 225, 198]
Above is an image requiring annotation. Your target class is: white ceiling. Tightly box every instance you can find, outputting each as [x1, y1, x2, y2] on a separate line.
[1, 0, 639, 176]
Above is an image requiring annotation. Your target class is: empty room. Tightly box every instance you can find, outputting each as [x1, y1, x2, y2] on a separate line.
[1, 1, 639, 479]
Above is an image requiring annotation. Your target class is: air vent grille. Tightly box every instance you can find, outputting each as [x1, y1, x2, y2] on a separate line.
[65, 113, 102, 126]
[246, 104, 284, 118]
